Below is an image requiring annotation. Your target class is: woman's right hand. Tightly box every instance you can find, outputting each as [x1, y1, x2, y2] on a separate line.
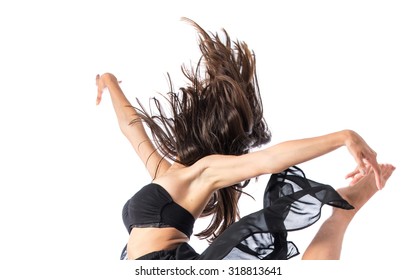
[96, 73, 119, 105]
[344, 130, 383, 189]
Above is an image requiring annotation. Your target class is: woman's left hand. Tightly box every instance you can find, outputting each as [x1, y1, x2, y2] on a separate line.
[344, 130, 382, 189]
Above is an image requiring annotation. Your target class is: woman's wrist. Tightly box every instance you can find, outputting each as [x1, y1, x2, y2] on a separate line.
[341, 129, 355, 147]
[101, 73, 118, 86]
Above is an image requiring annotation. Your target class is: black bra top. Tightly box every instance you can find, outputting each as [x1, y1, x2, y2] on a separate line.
[122, 183, 195, 238]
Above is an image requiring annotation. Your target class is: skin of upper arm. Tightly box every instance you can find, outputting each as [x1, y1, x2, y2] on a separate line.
[122, 122, 171, 178]
[198, 151, 275, 191]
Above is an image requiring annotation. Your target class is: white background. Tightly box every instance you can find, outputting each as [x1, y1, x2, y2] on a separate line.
[1, 0, 416, 279]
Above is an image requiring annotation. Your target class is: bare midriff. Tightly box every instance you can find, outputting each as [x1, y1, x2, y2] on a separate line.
[127, 227, 189, 260]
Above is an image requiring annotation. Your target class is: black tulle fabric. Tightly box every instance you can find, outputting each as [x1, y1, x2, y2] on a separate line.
[121, 166, 353, 260]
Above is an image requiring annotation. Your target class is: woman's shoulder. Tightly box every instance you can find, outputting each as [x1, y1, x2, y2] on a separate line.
[151, 163, 214, 216]
[153, 153, 249, 193]
[152, 162, 204, 191]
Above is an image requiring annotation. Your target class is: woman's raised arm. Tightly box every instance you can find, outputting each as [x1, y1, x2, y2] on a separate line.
[198, 130, 382, 191]
[96, 73, 171, 178]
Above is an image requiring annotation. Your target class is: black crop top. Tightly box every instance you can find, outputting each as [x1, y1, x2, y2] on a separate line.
[122, 183, 195, 238]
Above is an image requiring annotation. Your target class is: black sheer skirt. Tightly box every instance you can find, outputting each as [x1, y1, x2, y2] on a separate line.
[121, 166, 353, 260]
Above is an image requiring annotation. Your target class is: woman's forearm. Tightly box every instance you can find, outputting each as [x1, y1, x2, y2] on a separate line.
[101, 74, 140, 133]
[265, 130, 351, 173]
[99, 73, 171, 178]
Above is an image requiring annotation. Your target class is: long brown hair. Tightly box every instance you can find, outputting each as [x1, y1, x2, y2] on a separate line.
[131, 18, 271, 242]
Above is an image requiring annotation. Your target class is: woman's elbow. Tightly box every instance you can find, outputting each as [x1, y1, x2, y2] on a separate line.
[260, 151, 287, 175]
[118, 121, 131, 137]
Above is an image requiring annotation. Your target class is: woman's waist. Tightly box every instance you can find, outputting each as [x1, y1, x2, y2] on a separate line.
[127, 227, 189, 260]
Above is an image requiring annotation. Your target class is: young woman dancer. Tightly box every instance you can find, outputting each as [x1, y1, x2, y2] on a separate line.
[96, 18, 395, 260]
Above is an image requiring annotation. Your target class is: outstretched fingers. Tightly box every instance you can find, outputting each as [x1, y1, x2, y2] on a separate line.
[347, 162, 395, 190]
[96, 74, 104, 105]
